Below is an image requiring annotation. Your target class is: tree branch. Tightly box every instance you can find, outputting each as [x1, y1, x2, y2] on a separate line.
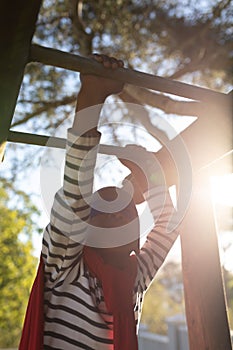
[123, 85, 201, 116]
[69, 0, 93, 56]
[119, 90, 169, 144]
[11, 94, 76, 128]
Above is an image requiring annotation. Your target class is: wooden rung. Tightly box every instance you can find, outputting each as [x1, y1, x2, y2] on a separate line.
[7, 130, 148, 158]
[7, 130, 232, 174]
[8, 130, 66, 149]
[29, 44, 230, 106]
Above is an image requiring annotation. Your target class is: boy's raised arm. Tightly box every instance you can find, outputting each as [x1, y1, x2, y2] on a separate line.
[120, 146, 179, 290]
[42, 55, 124, 282]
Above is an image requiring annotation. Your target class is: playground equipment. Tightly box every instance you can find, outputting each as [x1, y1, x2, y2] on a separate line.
[0, 1, 232, 349]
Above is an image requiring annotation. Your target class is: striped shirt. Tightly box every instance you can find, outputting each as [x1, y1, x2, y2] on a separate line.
[42, 128, 179, 349]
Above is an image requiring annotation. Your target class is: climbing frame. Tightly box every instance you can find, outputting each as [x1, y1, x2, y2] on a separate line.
[0, 1, 232, 349]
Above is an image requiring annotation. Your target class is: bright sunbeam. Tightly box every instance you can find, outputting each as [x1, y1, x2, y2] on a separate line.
[210, 173, 233, 206]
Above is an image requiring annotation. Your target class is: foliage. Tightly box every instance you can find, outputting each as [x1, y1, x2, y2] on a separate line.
[8, 0, 232, 180]
[223, 267, 233, 330]
[0, 180, 40, 347]
[141, 261, 185, 334]
[5, 0, 231, 206]
[142, 260, 233, 335]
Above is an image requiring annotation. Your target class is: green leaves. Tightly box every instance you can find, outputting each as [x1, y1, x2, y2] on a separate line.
[0, 182, 38, 347]
[141, 261, 184, 334]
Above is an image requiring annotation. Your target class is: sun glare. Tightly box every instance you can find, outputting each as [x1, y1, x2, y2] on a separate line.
[210, 173, 233, 207]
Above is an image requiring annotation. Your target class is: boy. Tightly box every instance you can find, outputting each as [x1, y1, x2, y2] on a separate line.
[20, 54, 179, 350]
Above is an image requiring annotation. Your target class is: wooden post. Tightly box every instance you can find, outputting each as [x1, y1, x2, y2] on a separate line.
[177, 94, 232, 349]
[180, 175, 232, 350]
[0, 0, 42, 161]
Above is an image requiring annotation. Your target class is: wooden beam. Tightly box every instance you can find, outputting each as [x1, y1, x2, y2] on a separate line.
[7, 130, 140, 157]
[7, 129, 232, 183]
[7, 130, 66, 149]
[155, 91, 232, 180]
[0, 0, 42, 161]
[166, 95, 232, 349]
[29, 44, 230, 106]
[180, 176, 232, 350]
[7, 129, 158, 161]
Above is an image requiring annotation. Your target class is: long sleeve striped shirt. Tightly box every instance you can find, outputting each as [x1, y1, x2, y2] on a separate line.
[42, 128, 179, 349]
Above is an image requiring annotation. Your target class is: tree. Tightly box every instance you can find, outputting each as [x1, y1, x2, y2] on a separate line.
[6, 0, 232, 179]
[223, 267, 233, 329]
[141, 261, 184, 334]
[0, 179, 40, 347]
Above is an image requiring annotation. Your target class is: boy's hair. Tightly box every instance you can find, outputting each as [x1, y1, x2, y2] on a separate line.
[90, 186, 138, 224]
[86, 186, 140, 249]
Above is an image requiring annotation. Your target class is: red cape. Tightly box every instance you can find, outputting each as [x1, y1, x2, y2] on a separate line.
[19, 256, 44, 349]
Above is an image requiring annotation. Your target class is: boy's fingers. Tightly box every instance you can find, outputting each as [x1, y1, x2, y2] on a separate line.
[109, 57, 124, 69]
[90, 54, 124, 69]
[118, 60, 124, 68]
[110, 57, 119, 69]
[90, 53, 103, 62]
[101, 55, 115, 68]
